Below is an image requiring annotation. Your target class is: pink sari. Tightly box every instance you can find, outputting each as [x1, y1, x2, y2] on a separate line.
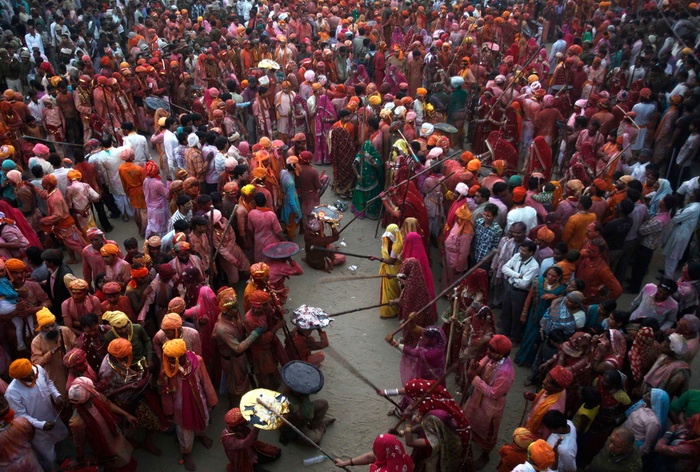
[402, 232, 435, 299]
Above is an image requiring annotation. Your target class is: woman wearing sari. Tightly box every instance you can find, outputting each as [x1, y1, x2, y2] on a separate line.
[648, 178, 672, 217]
[384, 65, 409, 96]
[182, 267, 220, 379]
[628, 326, 660, 386]
[386, 325, 447, 410]
[313, 94, 337, 165]
[441, 198, 474, 290]
[381, 181, 430, 249]
[329, 120, 356, 198]
[564, 141, 596, 187]
[292, 93, 311, 137]
[402, 231, 435, 300]
[345, 64, 371, 87]
[397, 258, 438, 341]
[372, 224, 403, 318]
[524, 136, 554, 183]
[623, 388, 670, 456]
[515, 266, 566, 367]
[334, 434, 414, 471]
[540, 332, 594, 414]
[352, 140, 384, 220]
[591, 328, 628, 374]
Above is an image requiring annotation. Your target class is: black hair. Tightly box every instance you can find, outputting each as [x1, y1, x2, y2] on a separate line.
[26, 246, 43, 266]
[542, 410, 567, 429]
[173, 219, 190, 232]
[483, 203, 499, 216]
[176, 194, 192, 207]
[124, 237, 138, 249]
[579, 195, 592, 210]
[79, 313, 99, 327]
[253, 192, 267, 207]
[520, 240, 537, 253]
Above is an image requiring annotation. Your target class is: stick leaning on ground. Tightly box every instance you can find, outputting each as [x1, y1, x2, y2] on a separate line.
[255, 398, 351, 471]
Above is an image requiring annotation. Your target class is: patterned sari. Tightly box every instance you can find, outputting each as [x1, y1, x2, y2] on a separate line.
[351, 140, 384, 220]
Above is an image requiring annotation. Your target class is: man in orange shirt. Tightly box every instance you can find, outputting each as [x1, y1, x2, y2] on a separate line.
[118, 147, 147, 237]
[562, 196, 597, 250]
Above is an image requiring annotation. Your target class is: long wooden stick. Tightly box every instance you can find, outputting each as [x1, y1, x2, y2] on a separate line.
[309, 245, 377, 260]
[319, 274, 390, 283]
[21, 135, 85, 148]
[615, 105, 641, 130]
[256, 398, 350, 471]
[444, 287, 459, 370]
[325, 346, 401, 409]
[213, 203, 238, 260]
[388, 249, 498, 338]
[329, 302, 392, 317]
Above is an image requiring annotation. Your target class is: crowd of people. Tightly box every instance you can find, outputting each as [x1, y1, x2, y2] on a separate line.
[0, 0, 699, 471]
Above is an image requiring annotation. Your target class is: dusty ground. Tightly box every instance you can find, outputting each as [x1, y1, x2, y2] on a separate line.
[76, 161, 700, 472]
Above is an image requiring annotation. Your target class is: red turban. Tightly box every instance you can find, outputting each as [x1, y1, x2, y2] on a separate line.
[512, 187, 527, 203]
[249, 290, 271, 307]
[42, 174, 58, 189]
[63, 348, 87, 368]
[299, 151, 313, 163]
[549, 365, 573, 388]
[144, 161, 160, 178]
[488, 335, 512, 355]
[225, 408, 246, 426]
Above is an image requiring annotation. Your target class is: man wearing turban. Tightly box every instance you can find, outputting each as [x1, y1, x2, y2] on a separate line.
[62, 348, 98, 392]
[40, 172, 88, 264]
[100, 337, 167, 455]
[67, 376, 138, 470]
[101, 281, 137, 321]
[244, 290, 289, 389]
[153, 313, 202, 360]
[517, 439, 556, 471]
[243, 262, 273, 312]
[61, 277, 102, 336]
[103, 310, 154, 369]
[30, 307, 77, 397]
[100, 242, 132, 288]
[82, 228, 118, 288]
[497, 427, 537, 471]
[221, 406, 282, 471]
[0, 392, 44, 471]
[167, 237, 206, 288]
[214, 288, 264, 407]
[5, 257, 50, 351]
[5, 358, 69, 469]
[464, 334, 516, 467]
[160, 338, 218, 470]
[524, 365, 572, 438]
[64, 166, 100, 235]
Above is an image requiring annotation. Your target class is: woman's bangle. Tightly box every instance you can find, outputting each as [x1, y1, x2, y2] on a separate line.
[350, 459, 354, 466]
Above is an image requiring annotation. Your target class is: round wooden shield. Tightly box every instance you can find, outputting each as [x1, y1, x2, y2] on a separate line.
[281, 361, 324, 395]
[263, 241, 300, 259]
[144, 96, 171, 112]
[239, 389, 289, 430]
[311, 205, 342, 223]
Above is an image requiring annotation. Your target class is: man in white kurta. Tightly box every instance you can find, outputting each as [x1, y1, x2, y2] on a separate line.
[5, 363, 68, 470]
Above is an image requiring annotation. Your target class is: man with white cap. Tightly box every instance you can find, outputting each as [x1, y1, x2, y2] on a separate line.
[643, 333, 690, 398]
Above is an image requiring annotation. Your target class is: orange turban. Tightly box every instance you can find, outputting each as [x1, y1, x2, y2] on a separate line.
[492, 160, 506, 175]
[168, 297, 186, 314]
[68, 278, 89, 291]
[250, 262, 270, 279]
[5, 258, 26, 272]
[513, 427, 537, 449]
[42, 174, 58, 188]
[416, 88, 427, 95]
[67, 169, 83, 181]
[161, 313, 183, 330]
[467, 159, 481, 172]
[130, 266, 149, 281]
[249, 290, 271, 307]
[107, 338, 133, 358]
[251, 167, 268, 181]
[460, 151, 474, 162]
[536, 227, 555, 244]
[528, 439, 556, 470]
[100, 243, 120, 256]
[163, 338, 187, 358]
[9, 358, 34, 379]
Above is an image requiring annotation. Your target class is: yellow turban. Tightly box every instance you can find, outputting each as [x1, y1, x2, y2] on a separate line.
[9, 358, 34, 379]
[35, 307, 56, 331]
[102, 311, 130, 328]
[67, 169, 82, 181]
[100, 243, 120, 256]
[368, 94, 382, 106]
[163, 338, 187, 358]
[241, 184, 255, 196]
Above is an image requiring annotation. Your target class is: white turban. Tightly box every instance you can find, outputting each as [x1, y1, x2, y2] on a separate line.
[450, 76, 465, 88]
[669, 333, 688, 357]
[304, 70, 315, 82]
[455, 182, 469, 196]
[187, 133, 200, 148]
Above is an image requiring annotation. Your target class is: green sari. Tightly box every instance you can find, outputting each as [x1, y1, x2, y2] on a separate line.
[351, 140, 384, 220]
